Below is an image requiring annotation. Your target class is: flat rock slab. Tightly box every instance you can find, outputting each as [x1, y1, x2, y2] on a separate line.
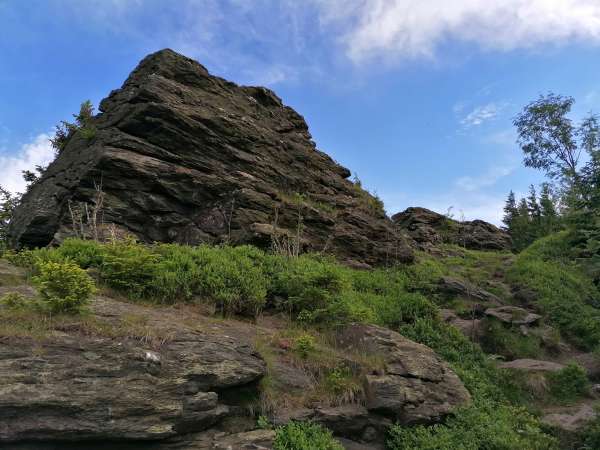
[485, 306, 541, 325]
[337, 324, 471, 425]
[0, 321, 266, 443]
[498, 359, 565, 372]
[542, 403, 597, 432]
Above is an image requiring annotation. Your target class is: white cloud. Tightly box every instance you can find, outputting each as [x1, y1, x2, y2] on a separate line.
[0, 133, 55, 194]
[316, 0, 600, 63]
[460, 102, 505, 127]
[455, 166, 514, 191]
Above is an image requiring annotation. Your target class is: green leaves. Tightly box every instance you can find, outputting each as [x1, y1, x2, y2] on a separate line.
[32, 260, 96, 314]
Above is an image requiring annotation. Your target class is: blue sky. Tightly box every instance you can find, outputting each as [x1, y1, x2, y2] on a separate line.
[2, 0, 600, 224]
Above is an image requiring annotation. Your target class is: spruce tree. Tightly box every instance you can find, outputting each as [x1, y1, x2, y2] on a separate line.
[502, 190, 518, 230]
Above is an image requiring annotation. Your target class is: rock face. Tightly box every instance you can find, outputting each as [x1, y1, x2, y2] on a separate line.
[438, 276, 503, 305]
[392, 207, 511, 251]
[0, 324, 266, 443]
[498, 359, 565, 372]
[8, 49, 413, 267]
[484, 306, 541, 326]
[337, 324, 471, 425]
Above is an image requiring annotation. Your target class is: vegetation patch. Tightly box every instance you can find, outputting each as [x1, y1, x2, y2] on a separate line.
[273, 421, 343, 450]
[506, 232, 600, 350]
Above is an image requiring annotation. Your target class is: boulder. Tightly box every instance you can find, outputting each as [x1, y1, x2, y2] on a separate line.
[0, 327, 266, 443]
[485, 306, 541, 326]
[542, 403, 597, 433]
[392, 207, 511, 251]
[337, 324, 471, 425]
[8, 49, 413, 267]
[440, 309, 483, 339]
[572, 353, 600, 380]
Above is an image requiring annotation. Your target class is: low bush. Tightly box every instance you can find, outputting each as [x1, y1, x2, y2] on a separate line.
[0, 292, 30, 309]
[273, 421, 343, 450]
[293, 333, 317, 359]
[479, 319, 541, 359]
[547, 363, 589, 402]
[100, 242, 159, 299]
[388, 403, 557, 450]
[270, 255, 350, 316]
[32, 260, 95, 314]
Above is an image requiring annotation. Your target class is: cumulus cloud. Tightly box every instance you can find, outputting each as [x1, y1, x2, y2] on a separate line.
[316, 0, 600, 63]
[0, 133, 55, 194]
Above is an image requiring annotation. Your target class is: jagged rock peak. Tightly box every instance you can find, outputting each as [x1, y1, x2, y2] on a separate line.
[9, 49, 413, 266]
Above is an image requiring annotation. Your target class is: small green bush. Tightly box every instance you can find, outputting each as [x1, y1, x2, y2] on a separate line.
[404, 258, 446, 293]
[271, 255, 350, 315]
[273, 421, 343, 450]
[100, 242, 159, 299]
[294, 333, 317, 359]
[0, 292, 30, 309]
[387, 404, 557, 450]
[55, 238, 105, 268]
[547, 363, 589, 402]
[479, 319, 541, 359]
[32, 260, 96, 314]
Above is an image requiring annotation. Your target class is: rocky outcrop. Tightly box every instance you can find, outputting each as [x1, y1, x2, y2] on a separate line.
[0, 321, 266, 444]
[498, 359, 565, 372]
[8, 49, 413, 267]
[337, 324, 471, 425]
[392, 207, 511, 252]
[542, 403, 597, 433]
[438, 276, 503, 305]
[440, 309, 483, 339]
[484, 306, 541, 326]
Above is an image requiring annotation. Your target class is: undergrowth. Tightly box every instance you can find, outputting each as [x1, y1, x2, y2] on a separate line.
[506, 231, 600, 350]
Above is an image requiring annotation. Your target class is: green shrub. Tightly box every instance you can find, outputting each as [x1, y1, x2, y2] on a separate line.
[294, 333, 317, 359]
[388, 404, 557, 450]
[0, 292, 30, 309]
[273, 421, 343, 450]
[32, 260, 95, 314]
[479, 319, 541, 359]
[5, 249, 42, 271]
[271, 255, 350, 316]
[189, 245, 268, 315]
[100, 242, 159, 299]
[582, 416, 600, 449]
[324, 367, 359, 397]
[55, 238, 106, 268]
[404, 258, 446, 293]
[547, 363, 589, 402]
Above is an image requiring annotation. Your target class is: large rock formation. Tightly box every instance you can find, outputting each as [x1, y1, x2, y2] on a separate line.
[337, 324, 471, 424]
[8, 49, 413, 267]
[392, 207, 511, 252]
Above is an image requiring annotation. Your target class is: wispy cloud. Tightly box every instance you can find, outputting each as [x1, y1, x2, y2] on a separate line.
[455, 166, 515, 192]
[460, 102, 506, 128]
[316, 0, 600, 64]
[0, 133, 55, 194]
